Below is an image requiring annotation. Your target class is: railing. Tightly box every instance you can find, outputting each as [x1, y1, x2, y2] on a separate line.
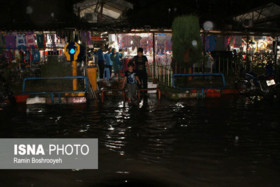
[172, 73, 227, 90]
[149, 53, 242, 86]
[22, 76, 89, 104]
[150, 62, 231, 90]
[149, 64, 174, 87]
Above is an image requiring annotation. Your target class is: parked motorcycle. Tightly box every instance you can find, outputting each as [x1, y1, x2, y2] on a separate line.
[235, 72, 280, 101]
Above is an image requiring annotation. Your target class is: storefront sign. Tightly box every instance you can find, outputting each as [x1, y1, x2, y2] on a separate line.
[91, 36, 102, 41]
[48, 51, 59, 56]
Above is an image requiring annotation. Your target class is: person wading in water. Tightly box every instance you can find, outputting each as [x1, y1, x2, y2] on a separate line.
[132, 48, 151, 94]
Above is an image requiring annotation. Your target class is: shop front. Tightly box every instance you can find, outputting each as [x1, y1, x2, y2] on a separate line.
[108, 32, 172, 78]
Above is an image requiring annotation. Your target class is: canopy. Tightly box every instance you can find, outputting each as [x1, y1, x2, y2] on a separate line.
[234, 3, 280, 29]
[74, 0, 133, 23]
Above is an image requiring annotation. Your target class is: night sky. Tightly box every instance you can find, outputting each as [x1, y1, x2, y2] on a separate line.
[126, 0, 279, 28]
[0, 0, 278, 29]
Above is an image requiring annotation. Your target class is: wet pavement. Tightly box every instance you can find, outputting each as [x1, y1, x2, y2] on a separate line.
[0, 96, 280, 186]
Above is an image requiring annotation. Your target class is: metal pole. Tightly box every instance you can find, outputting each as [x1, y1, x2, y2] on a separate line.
[246, 34, 249, 55]
[153, 32, 156, 78]
[73, 61, 78, 91]
[84, 39, 88, 91]
[161, 65, 163, 83]
[274, 36, 278, 80]
[203, 31, 207, 73]
[85, 40, 88, 76]
[167, 68, 170, 86]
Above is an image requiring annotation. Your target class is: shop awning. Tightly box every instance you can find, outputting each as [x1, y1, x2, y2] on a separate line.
[74, 0, 133, 23]
[233, 3, 280, 28]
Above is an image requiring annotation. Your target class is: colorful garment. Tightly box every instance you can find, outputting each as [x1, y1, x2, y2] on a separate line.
[36, 34, 45, 49]
[32, 49, 40, 63]
[26, 34, 37, 48]
[19, 50, 25, 64]
[51, 34, 57, 52]
[104, 53, 113, 66]
[81, 31, 91, 45]
[205, 36, 216, 52]
[3, 50, 13, 62]
[16, 34, 26, 49]
[5, 34, 16, 49]
[166, 35, 172, 51]
[118, 35, 133, 48]
[224, 36, 231, 48]
[24, 50, 31, 63]
[15, 49, 21, 63]
[125, 70, 138, 84]
[235, 36, 242, 47]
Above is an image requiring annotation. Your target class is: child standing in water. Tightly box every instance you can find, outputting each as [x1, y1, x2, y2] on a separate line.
[122, 63, 141, 102]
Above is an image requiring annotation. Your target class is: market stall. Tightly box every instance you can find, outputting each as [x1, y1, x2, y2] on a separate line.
[109, 32, 173, 75]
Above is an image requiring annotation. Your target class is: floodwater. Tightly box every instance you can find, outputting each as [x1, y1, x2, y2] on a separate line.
[0, 96, 280, 186]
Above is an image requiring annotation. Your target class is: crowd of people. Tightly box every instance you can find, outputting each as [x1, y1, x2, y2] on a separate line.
[96, 46, 151, 102]
[96, 45, 123, 80]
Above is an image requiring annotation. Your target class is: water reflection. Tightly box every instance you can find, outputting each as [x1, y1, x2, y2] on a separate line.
[1, 97, 280, 186]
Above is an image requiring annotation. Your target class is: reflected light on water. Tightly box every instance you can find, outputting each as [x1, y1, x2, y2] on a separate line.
[2, 97, 280, 186]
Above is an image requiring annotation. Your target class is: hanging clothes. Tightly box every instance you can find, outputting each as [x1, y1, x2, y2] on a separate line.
[15, 49, 21, 63]
[5, 34, 16, 49]
[156, 35, 167, 54]
[205, 36, 216, 52]
[80, 31, 92, 45]
[235, 36, 242, 47]
[19, 49, 25, 64]
[224, 36, 231, 49]
[16, 34, 26, 50]
[140, 37, 149, 53]
[32, 49, 40, 63]
[24, 50, 31, 63]
[80, 31, 87, 44]
[122, 35, 133, 48]
[230, 36, 236, 47]
[87, 32, 91, 45]
[3, 50, 13, 63]
[51, 34, 57, 52]
[26, 34, 37, 48]
[166, 35, 172, 51]
[36, 34, 45, 49]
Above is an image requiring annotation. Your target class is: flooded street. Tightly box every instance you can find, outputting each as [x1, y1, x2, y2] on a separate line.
[0, 96, 280, 186]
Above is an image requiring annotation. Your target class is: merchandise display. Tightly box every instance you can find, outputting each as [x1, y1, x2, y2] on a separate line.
[109, 33, 173, 67]
[0, 32, 74, 65]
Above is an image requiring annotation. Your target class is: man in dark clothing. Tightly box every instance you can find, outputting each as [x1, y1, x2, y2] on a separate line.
[132, 48, 151, 92]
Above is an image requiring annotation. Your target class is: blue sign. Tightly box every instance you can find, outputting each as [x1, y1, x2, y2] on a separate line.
[70, 48, 75, 55]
